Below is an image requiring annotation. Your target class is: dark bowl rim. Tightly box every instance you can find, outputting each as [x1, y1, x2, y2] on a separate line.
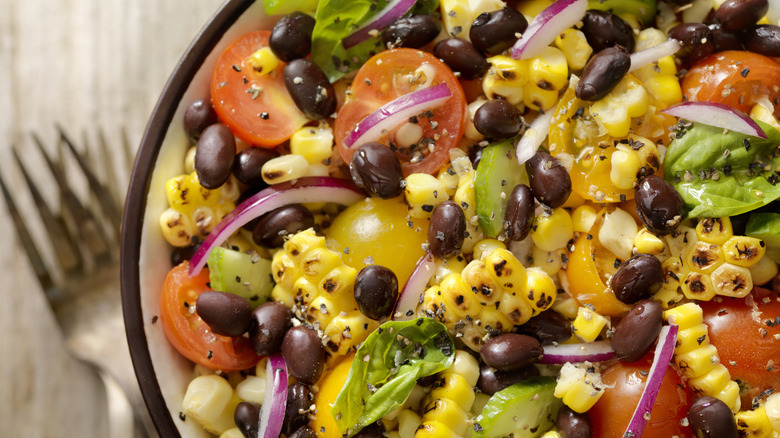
[120, 0, 255, 435]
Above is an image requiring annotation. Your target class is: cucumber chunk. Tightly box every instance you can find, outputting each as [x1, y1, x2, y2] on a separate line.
[474, 139, 529, 238]
[207, 247, 273, 307]
[472, 376, 562, 438]
[746, 212, 780, 263]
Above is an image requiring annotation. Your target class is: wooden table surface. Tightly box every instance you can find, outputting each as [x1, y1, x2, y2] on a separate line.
[0, 0, 222, 435]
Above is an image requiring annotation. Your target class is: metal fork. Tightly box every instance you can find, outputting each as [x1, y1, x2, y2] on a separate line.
[0, 127, 158, 438]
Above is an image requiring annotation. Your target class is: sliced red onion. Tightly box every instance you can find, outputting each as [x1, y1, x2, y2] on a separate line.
[516, 108, 555, 166]
[661, 101, 767, 138]
[623, 324, 679, 438]
[188, 177, 364, 276]
[538, 340, 616, 364]
[343, 82, 452, 149]
[257, 353, 288, 438]
[392, 253, 435, 321]
[629, 39, 681, 72]
[342, 0, 416, 49]
[510, 0, 587, 60]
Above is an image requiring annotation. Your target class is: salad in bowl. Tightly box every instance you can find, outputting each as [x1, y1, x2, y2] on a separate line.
[121, 0, 780, 437]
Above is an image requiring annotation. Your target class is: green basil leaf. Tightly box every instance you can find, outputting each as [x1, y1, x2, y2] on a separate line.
[663, 120, 780, 218]
[262, 0, 319, 16]
[311, 0, 439, 82]
[331, 318, 454, 436]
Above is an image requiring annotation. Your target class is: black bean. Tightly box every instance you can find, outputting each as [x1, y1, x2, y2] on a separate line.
[288, 426, 317, 438]
[575, 45, 631, 102]
[281, 325, 325, 384]
[195, 291, 253, 337]
[635, 175, 684, 236]
[469, 145, 484, 169]
[473, 99, 524, 138]
[183, 98, 219, 142]
[195, 123, 236, 189]
[382, 15, 441, 49]
[352, 422, 385, 438]
[433, 38, 489, 80]
[477, 364, 540, 395]
[744, 24, 780, 57]
[688, 396, 739, 438]
[581, 10, 635, 53]
[284, 59, 337, 120]
[349, 142, 404, 198]
[252, 204, 314, 248]
[248, 302, 292, 356]
[270, 12, 315, 62]
[354, 265, 399, 320]
[610, 300, 663, 362]
[514, 310, 572, 345]
[610, 254, 664, 304]
[170, 244, 198, 266]
[470, 8, 528, 55]
[285, 383, 313, 435]
[428, 200, 467, 258]
[709, 24, 744, 52]
[234, 401, 261, 438]
[233, 147, 279, 187]
[715, 0, 768, 31]
[668, 23, 714, 64]
[526, 151, 572, 208]
[557, 406, 593, 438]
[504, 184, 535, 241]
[480, 333, 543, 371]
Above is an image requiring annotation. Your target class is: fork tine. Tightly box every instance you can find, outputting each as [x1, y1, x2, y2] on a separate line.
[96, 127, 126, 215]
[121, 126, 134, 174]
[12, 147, 83, 274]
[32, 133, 113, 265]
[58, 126, 123, 234]
[0, 162, 61, 300]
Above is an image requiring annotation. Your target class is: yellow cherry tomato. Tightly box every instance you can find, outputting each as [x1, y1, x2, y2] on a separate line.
[313, 354, 355, 438]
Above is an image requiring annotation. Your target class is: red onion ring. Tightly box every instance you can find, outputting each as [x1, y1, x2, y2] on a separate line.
[661, 101, 768, 138]
[392, 252, 436, 320]
[257, 353, 288, 438]
[510, 0, 587, 60]
[342, 0, 417, 49]
[538, 340, 617, 364]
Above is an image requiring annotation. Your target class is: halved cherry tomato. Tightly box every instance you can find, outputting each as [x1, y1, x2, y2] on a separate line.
[211, 31, 308, 147]
[334, 48, 467, 176]
[700, 287, 780, 407]
[160, 262, 260, 371]
[589, 355, 693, 438]
[682, 51, 780, 119]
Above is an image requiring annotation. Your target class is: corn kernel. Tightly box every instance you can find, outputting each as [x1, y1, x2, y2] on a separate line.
[664, 302, 704, 329]
[681, 271, 717, 301]
[711, 263, 754, 298]
[523, 83, 560, 112]
[554, 362, 605, 413]
[572, 205, 599, 233]
[526, 267, 557, 315]
[235, 375, 265, 404]
[182, 375, 235, 434]
[634, 228, 666, 255]
[687, 363, 731, 396]
[696, 217, 734, 245]
[665, 226, 698, 260]
[430, 374, 475, 413]
[722, 236, 766, 267]
[676, 343, 720, 379]
[247, 46, 279, 76]
[422, 398, 469, 436]
[532, 208, 574, 252]
[736, 406, 774, 437]
[184, 146, 197, 174]
[572, 307, 609, 342]
[532, 246, 564, 276]
[591, 75, 649, 138]
[528, 46, 569, 92]
[398, 409, 422, 438]
[465, 99, 487, 142]
[414, 420, 457, 438]
[437, 165, 460, 197]
[749, 255, 779, 286]
[684, 241, 725, 275]
[160, 208, 196, 247]
[290, 125, 333, 164]
[445, 350, 481, 388]
[643, 74, 683, 106]
[483, 55, 528, 105]
[498, 290, 535, 326]
[610, 146, 643, 190]
[716, 380, 742, 413]
[404, 173, 448, 219]
[676, 323, 710, 353]
[555, 29, 592, 71]
[261, 154, 309, 185]
[473, 239, 507, 261]
[219, 428, 245, 438]
[765, 392, 780, 431]
[599, 207, 638, 261]
[750, 102, 780, 130]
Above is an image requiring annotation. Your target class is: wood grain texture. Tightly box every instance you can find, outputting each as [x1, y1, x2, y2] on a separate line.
[0, 0, 222, 435]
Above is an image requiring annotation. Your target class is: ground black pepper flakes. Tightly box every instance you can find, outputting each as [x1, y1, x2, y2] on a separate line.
[741, 68, 750, 78]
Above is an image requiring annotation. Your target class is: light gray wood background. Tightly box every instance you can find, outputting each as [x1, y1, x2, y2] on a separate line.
[0, 0, 222, 435]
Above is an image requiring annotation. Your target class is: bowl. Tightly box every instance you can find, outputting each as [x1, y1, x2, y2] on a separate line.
[121, 1, 276, 436]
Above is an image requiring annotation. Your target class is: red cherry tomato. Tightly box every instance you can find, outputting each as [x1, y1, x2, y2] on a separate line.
[700, 288, 780, 407]
[211, 30, 308, 147]
[589, 356, 693, 438]
[160, 262, 260, 372]
[334, 48, 467, 176]
[681, 51, 780, 119]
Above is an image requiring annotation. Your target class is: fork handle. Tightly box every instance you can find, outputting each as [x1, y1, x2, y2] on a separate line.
[100, 370, 140, 438]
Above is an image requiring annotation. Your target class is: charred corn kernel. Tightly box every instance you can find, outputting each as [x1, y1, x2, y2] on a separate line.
[711, 263, 754, 298]
[523, 83, 560, 112]
[306, 295, 337, 328]
[687, 363, 730, 396]
[696, 217, 734, 245]
[426, 274, 473, 322]
[532, 246, 563, 276]
[437, 165, 460, 197]
[160, 208, 197, 247]
[723, 236, 766, 267]
[398, 409, 422, 438]
[526, 267, 557, 315]
[166, 172, 218, 214]
[681, 271, 717, 301]
[414, 420, 458, 438]
[554, 362, 605, 413]
[219, 428, 245, 438]
[665, 226, 698, 260]
[182, 375, 235, 434]
[749, 255, 779, 286]
[532, 208, 574, 252]
[634, 228, 666, 255]
[291, 125, 334, 164]
[555, 29, 592, 71]
[736, 406, 774, 438]
[765, 392, 780, 431]
[677, 323, 710, 352]
[676, 343, 719, 378]
[572, 205, 599, 233]
[552, 291, 580, 320]
[652, 282, 684, 309]
[480, 306, 517, 335]
[404, 173, 448, 219]
[528, 46, 568, 92]
[484, 248, 530, 293]
[498, 289, 536, 326]
[751, 102, 780, 130]
[451, 149, 482, 253]
[591, 75, 650, 138]
[473, 238, 507, 261]
[192, 206, 218, 238]
[439, 0, 505, 38]
[184, 147, 197, 174]
[324, 310, 377, 356]
[599, 207, 638, 261]
[684, 241, 725, 275]
[422, 398, 470, 436]
[465, 99, 487, 142]
[431, 374, 475, 412]
[444, 350, 481, 388]
[235, 375, 265, 404]
[261, 154, 309, 185]
[432, 254, 468, 285]
[247, 46, 279, 76]
[572, 307, 609, 342]
[610, 146, 643, 190]
[483, 55, 528, 105]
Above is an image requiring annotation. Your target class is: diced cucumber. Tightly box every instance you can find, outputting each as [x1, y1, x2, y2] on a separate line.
[208, 247, 273, 307]
[746, 212, 780, 263]
[587, 0, 657, 25]
[474, 139, 529, 238]
[471, 376, 562, 438]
